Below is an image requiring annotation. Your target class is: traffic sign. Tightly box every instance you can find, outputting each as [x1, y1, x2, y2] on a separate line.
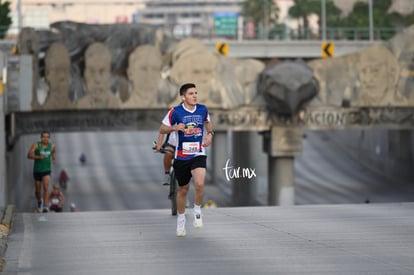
[322, 42, 334, 58]
[214, 12, 238, 36]
[216, 42, 229, 56]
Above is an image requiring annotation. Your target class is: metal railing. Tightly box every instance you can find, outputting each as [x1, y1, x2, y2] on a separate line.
[200, 26, 402, 41]
[2, 23, 403, 42]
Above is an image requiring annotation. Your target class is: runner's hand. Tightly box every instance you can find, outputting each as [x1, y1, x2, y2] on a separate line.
[202, 134, 212, 147]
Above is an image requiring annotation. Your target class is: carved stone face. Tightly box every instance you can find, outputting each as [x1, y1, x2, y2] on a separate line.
[358, 61, 387, 94]
[356, 45, 401, 106]
[84, 43, 111, 94]
[127, 45, 162, 95]
[170, 52, 218, 104]
[45, 42, 71, 94]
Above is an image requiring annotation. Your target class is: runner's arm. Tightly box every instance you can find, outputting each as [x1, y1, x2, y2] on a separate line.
[204, 121, 213, 135]
[155, 132, 165, 151]
[159, 123, 185, 134]
[203, 121, 213, 147]
[27, 143, 42, 159]
[52, 144, 56, 164]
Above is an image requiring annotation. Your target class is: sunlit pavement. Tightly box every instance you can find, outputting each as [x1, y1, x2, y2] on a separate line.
[3, 202, 414, 274]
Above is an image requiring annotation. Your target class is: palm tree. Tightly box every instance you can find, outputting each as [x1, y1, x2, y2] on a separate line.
[288, 0, 341, 39]
[240, 0, 279, 39]
[288, 0, 320, 38]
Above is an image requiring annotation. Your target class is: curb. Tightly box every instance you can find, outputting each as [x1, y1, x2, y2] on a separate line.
[0, 204, 16, 272]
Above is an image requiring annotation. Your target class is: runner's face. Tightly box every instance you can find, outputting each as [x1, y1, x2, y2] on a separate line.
[52, 185, 60, 193]
[41, 133, 50, 145]
[183, 87, 197, 106]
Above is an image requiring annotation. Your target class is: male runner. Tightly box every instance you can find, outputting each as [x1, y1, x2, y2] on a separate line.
[159, 83, 214, 237]
[27, 130, 56, 212]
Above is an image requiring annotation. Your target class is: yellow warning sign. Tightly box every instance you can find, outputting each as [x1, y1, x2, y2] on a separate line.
[321, 42, 334, 58]
[215, 42, 229, 56]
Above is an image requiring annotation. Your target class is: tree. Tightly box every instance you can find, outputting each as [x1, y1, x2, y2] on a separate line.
[0, 0, 12, 39]
[322, 1, 342, 28]
[288, 0, 320, 38]
[288, 0, 341, 39]
[341, 0, 399, 40]
[240, 0, 279, 39]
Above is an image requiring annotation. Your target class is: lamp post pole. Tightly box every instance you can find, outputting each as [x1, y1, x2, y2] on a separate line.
[264, 0, 269, 40]
[321, 0, 326, 40]
[17, 0, 22, 32]
[369, 0, 374, 41]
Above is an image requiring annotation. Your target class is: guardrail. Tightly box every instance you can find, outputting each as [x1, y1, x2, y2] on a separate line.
[188, 26, 401, 41]
[3, 24, 402, 42]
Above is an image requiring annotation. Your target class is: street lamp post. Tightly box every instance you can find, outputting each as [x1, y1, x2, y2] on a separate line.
[263, 0, 269, 40]
[17, 0, 22, 33]
[321, 0, 326, 40]
[369, 0, 374, 41]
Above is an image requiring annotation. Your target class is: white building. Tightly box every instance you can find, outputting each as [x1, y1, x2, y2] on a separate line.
[134, 0, 242, 38]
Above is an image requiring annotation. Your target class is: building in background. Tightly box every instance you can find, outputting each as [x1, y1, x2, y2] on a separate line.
[6, 0, 413, 39]
[133, 0, 242, 39]
[6, 0, 146, 37]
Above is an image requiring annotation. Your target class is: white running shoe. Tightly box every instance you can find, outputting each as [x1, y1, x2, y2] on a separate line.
[162, 174, 170, 186]
[37, 199, 43, 212]
[193, 213, 203, 228]
[176, 217, 186, 237]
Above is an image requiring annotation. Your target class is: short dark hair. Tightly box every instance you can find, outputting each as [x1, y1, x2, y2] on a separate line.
[41, 130, 50, 137]
[179, 83, 196, 96]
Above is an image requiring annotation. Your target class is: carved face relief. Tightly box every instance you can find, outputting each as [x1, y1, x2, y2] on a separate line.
[84, 43, 111, 94]
[358, 61, 387, 94]
[355, 46, 403, 106]
[170, 53, 218, 104]
[127, 45, 162, 96]
[43, 42, 72, 109]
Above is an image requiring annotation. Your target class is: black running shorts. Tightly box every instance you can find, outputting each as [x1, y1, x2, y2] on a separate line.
[173, 156, 207, 186]
[33, 171, 51, 181]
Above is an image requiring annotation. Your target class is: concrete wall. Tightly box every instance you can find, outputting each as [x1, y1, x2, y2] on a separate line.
[6, 134, 38, 211]
[324, 129, 414, 181]
[0, 96, 5, 208]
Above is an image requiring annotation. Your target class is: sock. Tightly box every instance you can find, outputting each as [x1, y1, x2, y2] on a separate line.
[177, 213, 185, 222]
[194, 204, 201, 215]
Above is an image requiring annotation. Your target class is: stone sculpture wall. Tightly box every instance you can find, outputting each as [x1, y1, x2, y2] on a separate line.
[42, 42, 73, 110]
[19, 21, 414, 112]
[308, 25, 414, 108]
[76, 42, 120, 109]
[19, 22, 265, 111]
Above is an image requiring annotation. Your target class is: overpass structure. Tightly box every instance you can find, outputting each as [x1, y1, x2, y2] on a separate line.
[1, 39, 378, 59]
[203, 40, 378, 58]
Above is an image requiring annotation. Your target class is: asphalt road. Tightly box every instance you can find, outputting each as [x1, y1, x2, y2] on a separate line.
[47, 130, 231, 212]
[4, 203, 414, 275]
[4, 130, 414, 274]
[18, 129, 414, 213]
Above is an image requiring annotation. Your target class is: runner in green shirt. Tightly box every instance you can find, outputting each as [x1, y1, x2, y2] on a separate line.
[27, 131, 56, 212]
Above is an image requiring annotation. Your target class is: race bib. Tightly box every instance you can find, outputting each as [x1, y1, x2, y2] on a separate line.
[51, 198, 60, 205]
[182, 142, 200, 154]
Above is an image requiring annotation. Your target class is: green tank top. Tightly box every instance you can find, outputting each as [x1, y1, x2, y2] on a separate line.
[33, 142, 53, 173]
